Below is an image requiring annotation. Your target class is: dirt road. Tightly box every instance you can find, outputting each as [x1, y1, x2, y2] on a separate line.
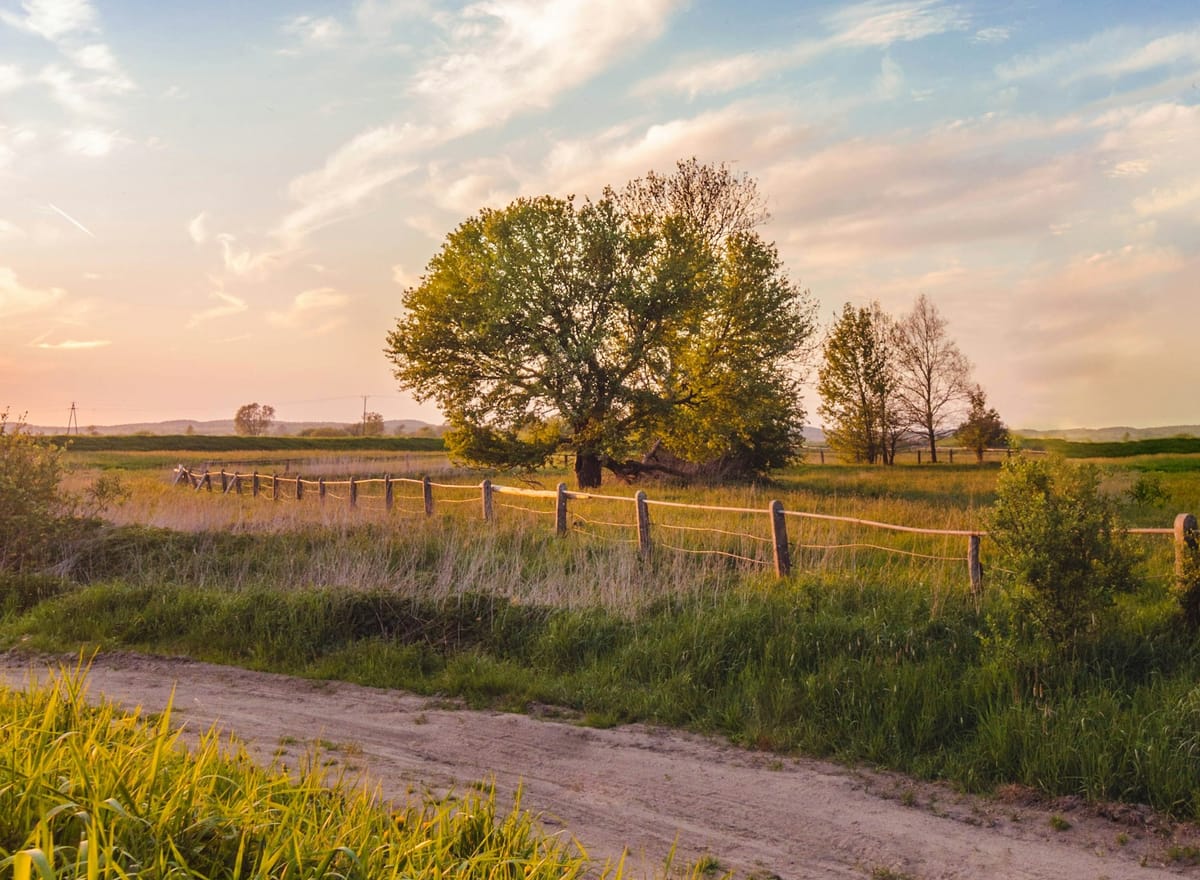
[2, 651, 1197, 879]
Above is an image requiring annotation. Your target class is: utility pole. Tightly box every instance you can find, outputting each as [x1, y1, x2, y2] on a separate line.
[361, 394, 368, 436]
[66, 402, 79, 435]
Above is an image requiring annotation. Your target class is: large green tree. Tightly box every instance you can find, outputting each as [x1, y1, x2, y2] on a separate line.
[385, 172, 814, 488]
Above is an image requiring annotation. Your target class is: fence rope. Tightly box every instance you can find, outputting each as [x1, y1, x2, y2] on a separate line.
[655, 542, 769, 566]
[654, 521, 771, 545]
[571, 513, 637, 531]
[794, 542, 968, 563]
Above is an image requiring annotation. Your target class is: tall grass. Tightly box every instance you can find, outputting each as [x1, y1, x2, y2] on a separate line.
[0, 665, 609, 880]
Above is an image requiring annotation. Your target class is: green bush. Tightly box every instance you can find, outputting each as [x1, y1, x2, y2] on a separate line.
[989, 456, 1140, 649]
[0, 411, 68, 572]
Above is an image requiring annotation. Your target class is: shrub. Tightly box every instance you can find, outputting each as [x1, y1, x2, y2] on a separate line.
[989, 456, 1139, 649]
[0, 411, 68, 572]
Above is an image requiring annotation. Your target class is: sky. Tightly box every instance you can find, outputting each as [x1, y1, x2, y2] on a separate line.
[2, 0, 1199, 431]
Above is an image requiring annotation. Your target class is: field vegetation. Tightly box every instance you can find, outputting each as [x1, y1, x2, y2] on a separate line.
[0, 665, 616, 879]
[4, 432, 1200, 832]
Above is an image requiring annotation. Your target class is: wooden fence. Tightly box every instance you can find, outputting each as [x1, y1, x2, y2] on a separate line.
[172, 466, 1194, 594]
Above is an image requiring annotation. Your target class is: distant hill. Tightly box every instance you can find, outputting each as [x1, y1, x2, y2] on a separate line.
[25, 418, 446, 437]
[1013, 426, 1200, 442]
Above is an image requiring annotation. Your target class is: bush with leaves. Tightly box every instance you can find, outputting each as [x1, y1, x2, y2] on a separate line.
[989, 456, 1140, 649]
[0, 410, 68, 572]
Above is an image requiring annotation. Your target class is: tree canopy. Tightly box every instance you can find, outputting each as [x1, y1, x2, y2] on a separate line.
[234, 403, 275, 437]
[385, 162, 815, 488]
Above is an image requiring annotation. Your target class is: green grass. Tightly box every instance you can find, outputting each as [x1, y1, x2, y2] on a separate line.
[1035, 437, 1200, 458]
[0, 665, 609, 880]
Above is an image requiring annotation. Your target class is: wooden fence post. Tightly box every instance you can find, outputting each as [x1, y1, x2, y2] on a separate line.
[252, 471, 260, 497]
[635, 490, 652, 558]
[819, 449, 825, 465]
[423, 476, 434, 516]
[968, 534, 982, 595]
[219, 470, 228, 492]
[318, 477, 326, 505]
[385, 475, 393, 511]
[949, 448, 954, 464]
[771, 500, 790, 577]
[349, 477, 357, 509]
[172, 465, 187, 487]
[231, 474, 242, 495]
[295, 474, 303, 501]
[555, 482, 568, 536]
[917, 450, 922, 465]
[272, 473, 279, 501]
[481, 479, 494, 522]
[1175, 513, 1197, 582]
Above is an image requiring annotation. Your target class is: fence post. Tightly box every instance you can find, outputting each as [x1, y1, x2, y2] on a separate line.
[423, 476, 434, 516]
[481, 479, 494, 522]
[272, 473, 279, 501]
[349, 477, 357, 509]
[555, 482, 568, 536]
[172, 465, 187, 487]
[296, 474, 303, 501]
[968, 534, 982, 595]
[635, 490, 651, 558]
[385, 475, 393, 511]
[917, 450, 922, 465]
[318, 477, 326, 505]
[231, 474, 242, 495]
[949, 448, 955, 464]
[819, 449, 825, 465]
[770, 500, 790, 577]
[1175, 513, 1197, 582]
[252, 471, 260, 497]
[219, 470, 228, 492]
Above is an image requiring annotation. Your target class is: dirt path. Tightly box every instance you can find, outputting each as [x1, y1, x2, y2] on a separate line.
[3, 652, 1197, 880]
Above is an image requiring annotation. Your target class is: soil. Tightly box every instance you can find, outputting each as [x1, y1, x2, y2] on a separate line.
[3, 650, 1199, 880]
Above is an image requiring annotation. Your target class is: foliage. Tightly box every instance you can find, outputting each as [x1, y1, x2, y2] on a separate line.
[989, 456, 1140, 648]
[0, 411, 68, 572]
[0, 667, 599, 880]
[234, 402, 275, 436]
[357, 411, 385, 436]
[956, 386, 1007, 463]
[386, 162, 815, 488]
[1034, 436, 1200, 458]
[891, 294, 970, 463]
[817, 302, 901, 464]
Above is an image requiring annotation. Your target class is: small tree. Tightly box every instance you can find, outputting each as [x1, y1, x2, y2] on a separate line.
[817, 302, 900, 464]
[990, 456, 1139, 649]
[956, 386, 1007, 463]
[360, 412, 384, 436]
[892, 294, 971, 463]
[234, 403, 275, 436]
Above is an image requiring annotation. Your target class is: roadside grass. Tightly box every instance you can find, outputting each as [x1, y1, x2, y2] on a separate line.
[0, 665, 610, 880]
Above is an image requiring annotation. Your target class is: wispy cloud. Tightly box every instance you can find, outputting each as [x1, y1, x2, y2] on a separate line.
[414, 0, 681, 132]
[0, 266, 65, 319]
[62, 127, 128, 156]
[638, 0, 967, 98]
[187, 282, 248, 328]
[0, 0, 97, 41]
[268, 287, 349, 335]
[998, 27, 1200, 84]
[280, 14, 345, 52]
[972, 26, 1011, 44]
[188, 211, 209, 245]
[31, 337, 111, 350]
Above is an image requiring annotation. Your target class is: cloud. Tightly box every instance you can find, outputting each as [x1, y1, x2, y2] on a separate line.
[62, 127, 128, 156]
[391, 263, 419, 287]
[0, 0, 97, 41]
[998, 27, 1200, 84]
[0, 267, 65, 319]
[31, 338, 110, 350]
[188, 212, 209, 245]
[412, 0, 681, 133]
[274, 123, 428, 250]
[0, 64, 25, 93]
[187, 282, 248, 328]
[639, 0, 967, 98]
[972, 26, 1011, 44]
[268, 287, 349, 335]
[0, 219, 25, 240]
[1133, 179, 1200, 216]
[875, 55, 904, 99]
[281, 14, 345, 52]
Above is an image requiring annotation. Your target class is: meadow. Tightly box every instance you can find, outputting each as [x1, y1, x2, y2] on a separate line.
[4, 443, 1200, 828]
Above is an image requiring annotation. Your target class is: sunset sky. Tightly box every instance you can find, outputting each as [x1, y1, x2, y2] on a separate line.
[2, 0, 1198, 431]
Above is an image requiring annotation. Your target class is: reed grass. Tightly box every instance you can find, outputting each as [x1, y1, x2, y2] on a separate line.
[0, 664, 610, 880]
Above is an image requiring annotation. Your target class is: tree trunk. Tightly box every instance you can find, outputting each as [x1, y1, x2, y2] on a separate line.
[927, 425, 938, 463]
[575, 449, 602, 489]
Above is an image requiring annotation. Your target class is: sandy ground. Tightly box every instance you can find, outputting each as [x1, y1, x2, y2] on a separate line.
[3, 651, 1198, 880]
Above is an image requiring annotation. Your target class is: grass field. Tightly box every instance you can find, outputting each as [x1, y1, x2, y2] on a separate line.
[5, 443, 1200, 822]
